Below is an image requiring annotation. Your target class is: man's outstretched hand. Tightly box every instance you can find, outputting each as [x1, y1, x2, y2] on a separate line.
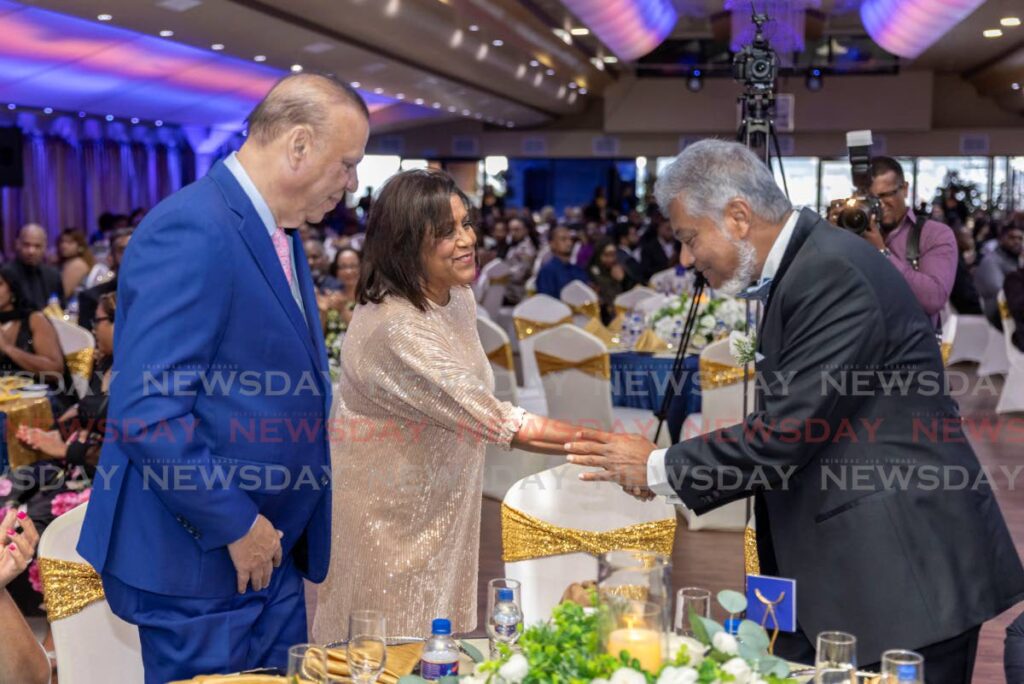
[564, 429, 658, 498]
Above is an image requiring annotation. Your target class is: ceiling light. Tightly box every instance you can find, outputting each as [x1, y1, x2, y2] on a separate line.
[806, 67, 824, 91]
[568, 82, 578, 89]
[533, 73, 543, 87]
[492, 39, 504, 47]
[557, 86, 566, 98]
[159, 30, 174, 37]
[6, 104, 14, 110]
[591, 57, 605, 71]
[468, 24, 479, 32]
[78, 111, 86, 118]
[131, 117, 140, 124]
[448, 105, 457, 112]
[568, 92, 577, 104]
[506, 122, 515, 128]
[211, 43, 224, 51]
[374, 87, 384, 94]
[552, 28, 572, 45]
[351, 81, 361, 88]
[603, 55, 618, 64]
[384, 0, 400, 17]
[414, 98, 424, 105]
[461, 108, 470, 115]
[155, 120, 163, 127]
[474, 113, 483, 119]
[570, 27, 590, 36]
[545, 68, 555, 76]
[476, 44, 489, 60]
[578, 87, 588, 95]
[43, 107, 53, 114]
[983, 29, 1003, 38]
[1013, 82, 1021, 90]
[450, 29, 464, 48]
[105, 114, 114, 121]
[396, 93, 405, 100]
[529, 59, 540, 67]
[432, 102, 441, 109]
[291, 64, 303, 73]
[97, 14, 112, 21]
[254, 55, 267, 62]
[516, 64, 526, 79]
[1000, 17, 1021, 27]
[687, 68, 703, 92]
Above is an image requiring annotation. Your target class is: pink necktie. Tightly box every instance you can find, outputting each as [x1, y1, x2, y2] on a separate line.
[271, 227, 293, 286]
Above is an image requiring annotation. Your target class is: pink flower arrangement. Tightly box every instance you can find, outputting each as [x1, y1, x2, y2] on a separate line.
[50, 488, 92, 518]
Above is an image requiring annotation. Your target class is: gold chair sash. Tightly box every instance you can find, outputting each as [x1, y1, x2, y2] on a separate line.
[744, 525, 760, 576]
[567, 300, 601, 321]
[501, 503, 676, 562]
[584, 317, 618, 346]
[940, 341, 952, 367]
[699, 358, 754, 390]
[65, 347, 95, 379]
[534, 350, 610, 380]
[1000, 298, 1011, 321]
[39, 557, 105, 621]
[513, 315, 572, 340]
[486, 342, 514, 371]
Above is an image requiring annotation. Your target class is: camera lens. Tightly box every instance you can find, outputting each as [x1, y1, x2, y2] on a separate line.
[752, 59, 770, 79]
[839, 207, 869, 234]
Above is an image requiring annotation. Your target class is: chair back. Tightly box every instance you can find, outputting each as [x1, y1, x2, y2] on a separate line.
[478, 259, 511, 320]
[477, 315, 518, 404]
[512, 295, 573, 391]
[531, 325, 613, 431]
[38, 503, 145, 684]
[47, 315, 96, 399]
[649, 267, 693, 295]
[503, 464, 676, 625]
[560, 280, 601, 327]
[996, 290, 1024, 415]
[614, 286, 659, 314]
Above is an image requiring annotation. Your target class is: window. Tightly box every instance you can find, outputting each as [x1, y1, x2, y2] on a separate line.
[349, 155, 401, 206]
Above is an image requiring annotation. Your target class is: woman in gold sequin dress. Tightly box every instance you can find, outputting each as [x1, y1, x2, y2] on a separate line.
[312, 170, 582, 641]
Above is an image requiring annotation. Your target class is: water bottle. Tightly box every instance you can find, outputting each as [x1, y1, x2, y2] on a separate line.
[65, 295, 79, 324]
[670, 318, 683, 348]
[46, 293, 61, 313]
[420, 618, 459, 681]
[487, 588, 522, 657]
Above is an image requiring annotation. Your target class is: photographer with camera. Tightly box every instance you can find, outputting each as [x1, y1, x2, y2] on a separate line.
[832, 153, 957, 330]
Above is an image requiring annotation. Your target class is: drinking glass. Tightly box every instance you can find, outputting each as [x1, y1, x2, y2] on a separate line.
[881, 649, 924, 684]
[486, 578, 523, 658]
[346, 610, 387, 684]
[814, 631, 856, 684]
[674, 587, 711, 638]
[287, 643, 327, 683]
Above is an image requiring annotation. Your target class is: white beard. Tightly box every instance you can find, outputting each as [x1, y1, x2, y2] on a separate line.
[715, 236, 758, 296]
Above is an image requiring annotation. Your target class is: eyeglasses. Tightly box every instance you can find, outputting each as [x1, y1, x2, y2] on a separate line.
[92, 316, 112, 326]
[876, 184, 906, 200]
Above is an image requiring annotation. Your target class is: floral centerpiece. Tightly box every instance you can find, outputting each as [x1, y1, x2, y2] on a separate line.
[397, 592, 795, 684]
[648, 293, 750, 351]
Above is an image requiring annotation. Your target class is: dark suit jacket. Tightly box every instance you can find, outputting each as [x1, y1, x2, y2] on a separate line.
[638, 235, 678, 282]
[77, 277, 118, 331]
[665, 208, 1024, 662]
[615, 247, 645, 290]
[1005, 268, 1024, 353]
[5, 260, 64, 310]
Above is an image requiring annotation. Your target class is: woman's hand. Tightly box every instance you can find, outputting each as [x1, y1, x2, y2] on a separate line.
[0, 510, 38, 590]
[610, 264, 626, 282]
[16, 426, 68, 459]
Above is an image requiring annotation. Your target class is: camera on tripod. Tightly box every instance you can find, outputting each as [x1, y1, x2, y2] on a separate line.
[828, 130, 882, 235]
[732, 12, 777, 91]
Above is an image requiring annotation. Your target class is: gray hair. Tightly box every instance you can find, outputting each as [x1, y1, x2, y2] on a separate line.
[654, 139, 791, 223]
[246, 73, 369, 145]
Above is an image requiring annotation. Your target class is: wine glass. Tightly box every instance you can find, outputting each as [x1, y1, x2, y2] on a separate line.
[814, 631, 856, 684]
[881, 649, 924, 684]
[287, 643, 327, 683]
[347, 610, 387, 684]
[674, 587, 711, 638]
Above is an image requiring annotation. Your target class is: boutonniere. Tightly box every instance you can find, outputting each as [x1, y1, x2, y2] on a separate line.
[729, 330, 761, 365]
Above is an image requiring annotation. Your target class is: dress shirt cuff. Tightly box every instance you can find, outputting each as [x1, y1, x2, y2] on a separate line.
[647, 448, 683, 504]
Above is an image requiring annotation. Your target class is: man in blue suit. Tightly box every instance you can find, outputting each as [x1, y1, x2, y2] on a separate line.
[78, 74, 369, 683]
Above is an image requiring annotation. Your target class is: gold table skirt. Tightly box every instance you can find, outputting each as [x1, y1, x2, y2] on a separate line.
[0, 380, 56, 469]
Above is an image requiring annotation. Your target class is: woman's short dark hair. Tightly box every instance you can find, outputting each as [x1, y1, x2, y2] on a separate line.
[358, 169, 471, 312]
[98, 292, 117, 323]
[329, 246, 361, 280]
[0, 267, 37, 318]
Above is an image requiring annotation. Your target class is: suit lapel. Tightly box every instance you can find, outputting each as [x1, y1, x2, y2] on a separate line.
[290, 233, 332, 401]
[209, 162, 321, 371]
[756, 208, 820, 346]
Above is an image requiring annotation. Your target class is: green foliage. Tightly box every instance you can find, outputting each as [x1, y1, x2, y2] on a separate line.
[716, 590, 747, 615]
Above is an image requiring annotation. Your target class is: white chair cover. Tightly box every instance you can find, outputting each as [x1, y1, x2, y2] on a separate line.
[512, 295, 572, 394]
[614, 286, 659, 312]
[997, 291, 1024, 415]
[503, 463, 676, 625]
[477, 315, 518, 405]
[478, 259, 511, 320]
[38, 503, 145, 684]
[679, 338, 753, 531]
[634, 293, 672, 318]
[977, 323, 1010, 377]
[649, 267, 693, 295]
[942, 306, 990, 366]
[47, 315, 96, 399]
[560, 280, 601, 328]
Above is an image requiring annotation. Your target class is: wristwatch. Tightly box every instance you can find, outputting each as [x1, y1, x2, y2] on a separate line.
[879, 248, 892, 257]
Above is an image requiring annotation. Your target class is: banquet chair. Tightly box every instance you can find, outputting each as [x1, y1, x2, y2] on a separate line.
[941, 304, 989, 366]
[679, 337, 754, 531]
[977, 322, 1010, 378]
[560, 281, 601, 327]
[38, 502, 145, 684]
[477, 258, 511, 320]
[530, 324, 666, 445]
[502, 463, 676, 626]
[634, 293, 672, 318]
[477, 315, 518, 405]
[997, 291, 1024, 415]
[613, 286, 659, 315]
[47, 315, 96, 399]
[511, 295, 571, 406]
[649, 267, 692, 295]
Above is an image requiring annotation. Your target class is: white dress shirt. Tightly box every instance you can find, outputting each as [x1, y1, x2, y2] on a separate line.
[646, 208, 800, 499]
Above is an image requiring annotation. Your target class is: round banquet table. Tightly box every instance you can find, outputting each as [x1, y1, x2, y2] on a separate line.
[609, 351, 701, 444]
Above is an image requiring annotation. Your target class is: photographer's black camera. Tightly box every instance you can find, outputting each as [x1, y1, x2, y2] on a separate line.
[829, 130, 882, 235]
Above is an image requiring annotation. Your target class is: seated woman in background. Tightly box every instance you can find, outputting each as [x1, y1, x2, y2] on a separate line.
[588, 238, 627, 325]
[57, 229, 111, 298]
[0, 268, 65, 385]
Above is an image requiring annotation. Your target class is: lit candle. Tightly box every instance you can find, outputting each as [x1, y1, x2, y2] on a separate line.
[606, 627, 662, 673]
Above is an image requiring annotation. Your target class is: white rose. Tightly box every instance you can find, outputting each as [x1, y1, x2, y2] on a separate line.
[591, 679, 610, 684]
[666, 634, 707, 667]
[498, 653, 529, 683]
[721, 657, 753, 684]
[700, 314, 716, 331]
[712, 631, 739, 655]
[609, 668, 647, 684]
[657, 665, 699, 684]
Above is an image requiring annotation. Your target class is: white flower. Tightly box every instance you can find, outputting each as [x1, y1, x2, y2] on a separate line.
[460, 676, 489, 684]
[699, 314, 716, 330]
[666, 634, 706, 667]
[728, 330, 758, 365]
[721, 657, 753, 684]
[657, 665, 699, 684]
[712, 631, 739, 655]
[609, 668, 647, 684]
[591, 679, 610, 684]
[498, 654, 529, 683]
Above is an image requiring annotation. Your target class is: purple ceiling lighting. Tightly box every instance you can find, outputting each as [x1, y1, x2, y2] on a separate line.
[0, 0, 398, 128]
[725, 0, 821, 54]
[860, 0, 987, 59]
[560, 0, 678, 61]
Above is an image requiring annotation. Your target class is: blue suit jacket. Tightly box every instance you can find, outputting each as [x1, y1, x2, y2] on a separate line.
[78, 160, 333, 598]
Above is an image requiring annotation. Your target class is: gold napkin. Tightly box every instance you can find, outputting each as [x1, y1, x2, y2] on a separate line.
[169, 676, 287, 683]
[583, 317, 617, 346]
[323, 642, 424, 683]
[633, 329, 671, 353]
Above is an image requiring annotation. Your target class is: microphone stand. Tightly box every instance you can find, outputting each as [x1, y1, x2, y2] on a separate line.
[653, 274, 706, 444]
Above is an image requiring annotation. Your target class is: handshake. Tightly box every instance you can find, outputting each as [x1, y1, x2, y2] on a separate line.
[565, 429, 660, 502]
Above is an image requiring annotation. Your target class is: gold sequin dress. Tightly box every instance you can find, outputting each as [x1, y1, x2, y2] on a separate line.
[312, 285, 525, 641]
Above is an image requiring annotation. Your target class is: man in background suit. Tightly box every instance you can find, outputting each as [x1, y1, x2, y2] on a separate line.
[77, 74, 369, 683]
[7, 224, 64, 310]
[638, 216, 679, 282]
[566, 140, 1024, 682]
[77, 228, 131, 331]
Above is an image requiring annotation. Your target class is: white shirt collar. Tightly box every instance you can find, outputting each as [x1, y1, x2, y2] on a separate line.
[223, 151, 278, 238]
[757, 208, 800, 283]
